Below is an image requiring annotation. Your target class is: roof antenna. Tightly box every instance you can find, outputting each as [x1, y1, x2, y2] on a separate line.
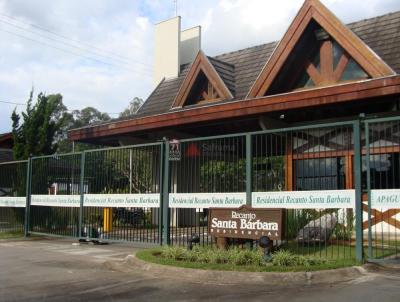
[173, 0, 178, 17]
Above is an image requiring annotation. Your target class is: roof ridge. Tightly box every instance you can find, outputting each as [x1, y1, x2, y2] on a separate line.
[213, 41, 277, 61]
[207, 56, 235, 68]
[347, 10, 400, 27]
[211, 9, 400, 63]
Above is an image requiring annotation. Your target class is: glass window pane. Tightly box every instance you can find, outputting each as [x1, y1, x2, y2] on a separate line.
[295, 157, 345, 190]
[341, 58, 369, 81]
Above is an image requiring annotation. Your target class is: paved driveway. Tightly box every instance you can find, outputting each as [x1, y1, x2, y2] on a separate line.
[0, 238, 399, 302]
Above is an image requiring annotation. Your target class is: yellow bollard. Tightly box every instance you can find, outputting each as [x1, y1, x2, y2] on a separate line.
[103, 208, 113, 232]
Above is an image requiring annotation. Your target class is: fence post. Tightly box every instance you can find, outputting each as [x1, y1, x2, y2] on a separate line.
[365, 122, 373, 259]
[158, 143, 165, 245]
[246, 134, 252, 206]
[161, 140, 170, 245]
[353, 119, 363, 262]
[78, 152, 86, 239]
[24, 157, 32, 237]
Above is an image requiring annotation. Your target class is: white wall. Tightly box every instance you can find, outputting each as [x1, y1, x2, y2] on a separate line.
[180, 26, 201, 65]
[153, 17, 181, 86]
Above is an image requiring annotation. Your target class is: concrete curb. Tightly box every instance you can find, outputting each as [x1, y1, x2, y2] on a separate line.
[106, 254, 367, 286]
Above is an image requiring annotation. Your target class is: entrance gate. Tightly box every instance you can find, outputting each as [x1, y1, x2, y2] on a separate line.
[0, 117, 399, 262]
[365, 116, 400, 261]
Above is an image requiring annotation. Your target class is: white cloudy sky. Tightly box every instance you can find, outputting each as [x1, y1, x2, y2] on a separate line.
[0, 0, 399, 133]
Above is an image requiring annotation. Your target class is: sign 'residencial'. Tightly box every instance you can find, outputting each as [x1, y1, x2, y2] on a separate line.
[208, 205, 284, 240]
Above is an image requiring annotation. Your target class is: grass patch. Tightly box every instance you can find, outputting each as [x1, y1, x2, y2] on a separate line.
[137, 246, 360, 272]
[283, 241, 398, 260]
[0, 230, 24, 239]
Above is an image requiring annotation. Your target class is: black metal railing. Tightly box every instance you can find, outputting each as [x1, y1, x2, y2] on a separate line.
[0, 117, 399, 262]
[29, 153, 81, 237]
[0, 160, 27, 234]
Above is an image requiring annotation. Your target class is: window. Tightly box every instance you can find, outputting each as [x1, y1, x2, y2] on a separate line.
[265, 21, 371, 95]
[362, 153, 400, 190]
[292, 39, 368, 90]
[185, 70, 221, 106]
[295, 157, 345, 191]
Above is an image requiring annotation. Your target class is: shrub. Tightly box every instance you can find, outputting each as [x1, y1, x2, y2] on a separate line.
[211, 248, 229, 264]
[271, 250, 326, 267]
[158, 246, 325, 267]
[185, 245, 202, 262]
[160, 246, 187, 261]
[226, 247, 265, 266]
[271, 250, 298, 266]
[196, 248, 215, 263]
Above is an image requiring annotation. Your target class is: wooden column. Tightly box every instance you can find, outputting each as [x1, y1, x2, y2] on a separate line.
[285, 135, 293, 191]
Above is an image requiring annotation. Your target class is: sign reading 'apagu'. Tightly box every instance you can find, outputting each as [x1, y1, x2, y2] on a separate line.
[208, 205, 284, 240]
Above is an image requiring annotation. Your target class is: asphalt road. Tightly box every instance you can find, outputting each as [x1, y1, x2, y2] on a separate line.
[0, 238, 399, 302]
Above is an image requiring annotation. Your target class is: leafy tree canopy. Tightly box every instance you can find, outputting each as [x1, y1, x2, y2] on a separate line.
[119, 97, 144, 118]
[12, 91, 69, 160]
[57, 107, 111, 153]
[11, 91, 144, 156]
[70, 107, 111, 128]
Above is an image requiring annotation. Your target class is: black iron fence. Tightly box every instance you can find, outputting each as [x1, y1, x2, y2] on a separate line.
[0, 117, 399, 262]
[169, 136, 246, 246]
[82, 144, 162, 243]
[29, 153, 81, 237]
[252, 125, 354, 259]
[365, 117, 400, 260]
[0, 160, 27, 234]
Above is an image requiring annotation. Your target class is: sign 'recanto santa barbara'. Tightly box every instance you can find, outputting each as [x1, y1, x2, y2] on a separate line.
[208, 205, 284, 240]
[252, 190, 355, 209]
[0, 197, 26, 207]
[169, 193, 246, 208]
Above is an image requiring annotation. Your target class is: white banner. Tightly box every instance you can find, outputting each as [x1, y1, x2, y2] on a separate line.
[0, 197, 26, 208]
[83, 194, 160, 208]
[371, 189, 400, 209]
[31, 195, 80, 207]
[169, 193, 246, 208]
[252, 190, 355, 209]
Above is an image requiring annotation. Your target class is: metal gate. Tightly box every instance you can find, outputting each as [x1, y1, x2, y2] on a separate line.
[29, 153, 81, 237]
[26, 144, 163, 244]
[0, 160, 27, 235]
[81, 144, 162, 244]
[166, 122, 361, 262]
[1, 117, 400, 262]
[365, 116, 400, 261]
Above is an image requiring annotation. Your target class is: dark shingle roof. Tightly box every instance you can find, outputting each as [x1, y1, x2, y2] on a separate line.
[347, 12, 400, 73]
[135, 69, 187, 117]
[135, 11, 400, 118]
[0, 150, 13, 163]
[207, 56, 236, 95]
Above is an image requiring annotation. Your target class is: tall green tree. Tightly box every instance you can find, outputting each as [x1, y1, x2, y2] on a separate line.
[57, 107, 111, 153]
[70, 107, 111, 128]
[119, 97, 144, 118]
[11, 92, 69, 160]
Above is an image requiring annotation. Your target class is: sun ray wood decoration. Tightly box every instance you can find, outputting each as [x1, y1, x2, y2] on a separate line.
[172, 50, 233, 108]
[362, 204, 400, 231]
[247, 0, 395, 98]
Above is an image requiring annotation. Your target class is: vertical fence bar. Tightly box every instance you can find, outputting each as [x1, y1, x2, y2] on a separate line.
[353, 120, 363, 262]
[161, 140, 170, 245]
[129, 149, 133, 194]
[159, 143, 165, 245]
[24, 157, 32, 237]
[78, 152, 85, 239]
[246, 134, 252, 206]
[365, 121, 373, 259]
